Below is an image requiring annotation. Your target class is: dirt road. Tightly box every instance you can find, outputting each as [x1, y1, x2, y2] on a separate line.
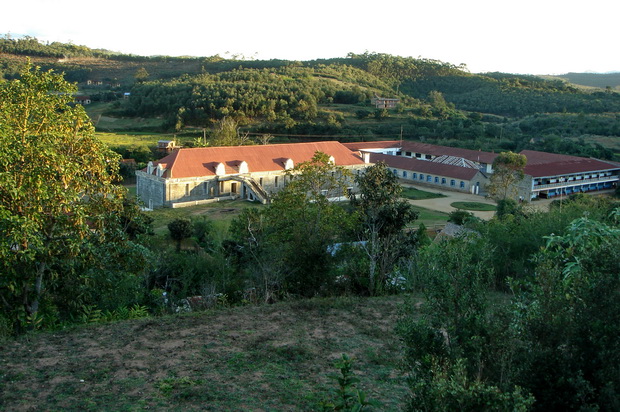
[401, 182, 497, 220]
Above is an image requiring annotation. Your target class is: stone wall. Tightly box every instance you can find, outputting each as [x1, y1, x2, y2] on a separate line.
[135, 171, 166, 209]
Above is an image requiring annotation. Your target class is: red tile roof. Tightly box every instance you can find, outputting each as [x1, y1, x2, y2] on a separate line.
[146, 141, 366, 179]
[370, 153, 481, 180]
[520, 150, 620, 178]
[343, 141, 402, 151]
[344, 140, 498, 164]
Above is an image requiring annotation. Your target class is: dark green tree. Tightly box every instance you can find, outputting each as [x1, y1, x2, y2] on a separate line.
[228, 152, 356, 299]
[167, 218, 194, 252]
[511, 211, 620, 410]
[398, 236, 534, 411]
[0, 64, 150, 330]
[353, 162, 418, 295]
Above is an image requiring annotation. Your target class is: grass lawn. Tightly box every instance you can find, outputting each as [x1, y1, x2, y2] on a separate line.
[450, 201, 497, 211]
[409, 205, 450, 228]
[401, 187, 446, 200]
[96, 131, 172, 148]
[146, 199, 263, 238]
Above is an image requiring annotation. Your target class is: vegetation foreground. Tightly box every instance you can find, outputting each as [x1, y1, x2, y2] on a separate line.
[0, 296, 409, 411]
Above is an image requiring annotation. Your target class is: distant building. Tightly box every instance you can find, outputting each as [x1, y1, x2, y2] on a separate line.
[74, 95, 91, 105]
[157, 140, 181, 153]
[370, 95, 400, 109]
[136, 141, 367, 209]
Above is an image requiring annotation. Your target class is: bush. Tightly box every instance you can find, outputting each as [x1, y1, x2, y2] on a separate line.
[168, 218, 194, 251]
[447, 209, 474, 225]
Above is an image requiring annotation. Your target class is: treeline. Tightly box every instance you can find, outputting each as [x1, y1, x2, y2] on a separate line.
[402, 73, 620, 116]
[0, 35, 107, 59]
[558, 72, 620, 90]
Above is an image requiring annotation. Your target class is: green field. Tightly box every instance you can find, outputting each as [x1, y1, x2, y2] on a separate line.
[401, 187, 447, 200]
[96, 131, 174, 148]
[409, 205, 450, 228]
[450, 201, 497, 211]
[86, 102, 164, 131]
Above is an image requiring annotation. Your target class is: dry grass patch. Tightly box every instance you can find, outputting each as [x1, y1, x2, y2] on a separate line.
[0, 295, 416, 411]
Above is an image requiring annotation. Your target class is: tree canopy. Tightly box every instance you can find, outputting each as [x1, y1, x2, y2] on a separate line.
[0, 64, 149, 330]
[486, 151, 528, 201]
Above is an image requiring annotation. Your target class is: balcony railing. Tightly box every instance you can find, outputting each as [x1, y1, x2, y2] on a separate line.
[533, 175, 618, 191]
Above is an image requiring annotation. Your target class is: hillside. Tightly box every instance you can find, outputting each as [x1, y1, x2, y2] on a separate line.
[0, 296, 410, 411]
[2, 37, 619, 161]
[554, 72, 620, 91]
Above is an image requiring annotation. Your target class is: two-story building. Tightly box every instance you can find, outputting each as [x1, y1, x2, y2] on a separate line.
[517, 150, 620, 201]
[136, 141, 368, 209]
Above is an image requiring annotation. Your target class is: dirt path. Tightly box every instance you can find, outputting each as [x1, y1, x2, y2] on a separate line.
[401, 182, 498, 220]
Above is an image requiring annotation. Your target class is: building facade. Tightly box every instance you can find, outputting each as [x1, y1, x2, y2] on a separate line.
[136, 141, 368, 209]
[344, 141, 620, 201]
[517, 150, 620, 201]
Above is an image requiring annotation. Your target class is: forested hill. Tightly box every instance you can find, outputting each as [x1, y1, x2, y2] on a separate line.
[2, 36, 619, 160]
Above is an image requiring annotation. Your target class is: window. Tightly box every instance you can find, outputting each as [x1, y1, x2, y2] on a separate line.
[259, 177, 263, 186]
[441, 178, 446, 184]
[450, 180, 455, 187]
[393, 169, 398, 175]
[419, 174, 424, 181]
[427, 175, 432, 182]
[460, 181, 465, 188]
[434, 177, 439, 183]
[413, 173, 417, 179]
[275, 176, 278, 187]
[403, 171, 408, 178]
[405, 151, 412, 157]
[185, 184, 190, 196]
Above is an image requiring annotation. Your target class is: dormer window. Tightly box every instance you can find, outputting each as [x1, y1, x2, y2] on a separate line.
[215, 162, 226, 176]
[238, 161, 249, 174]
[156, 163, 165, 177]
[284, 158, 294, 170]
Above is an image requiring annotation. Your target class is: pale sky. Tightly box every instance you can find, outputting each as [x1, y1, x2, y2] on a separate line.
[2, 0, 617, 75]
